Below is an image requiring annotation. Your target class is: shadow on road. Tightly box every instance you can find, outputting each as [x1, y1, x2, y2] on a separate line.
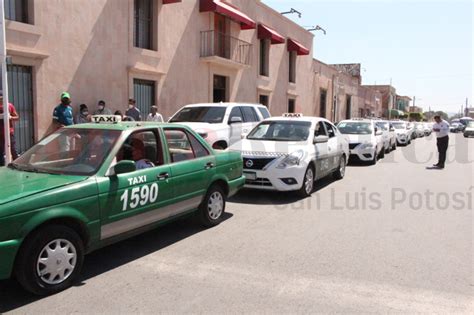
[229, 176, 337, 205]
[0, 213, 233, 312]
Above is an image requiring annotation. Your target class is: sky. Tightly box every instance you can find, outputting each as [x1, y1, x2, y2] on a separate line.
[263, 0, 473, 115]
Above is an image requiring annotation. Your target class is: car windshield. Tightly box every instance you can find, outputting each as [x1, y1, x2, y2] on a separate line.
[467, 121, 474, 127]
[169, 107, 226, 124]
[247, 121, 311, 141]
[10, 128, 121, 176]
[391, 122, 406, 129]
[337, 122, 373, 135]
[376, 122, 389, 131]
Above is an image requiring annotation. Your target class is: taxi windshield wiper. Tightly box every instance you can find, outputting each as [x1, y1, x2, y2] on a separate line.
[7, 163, 19, 170]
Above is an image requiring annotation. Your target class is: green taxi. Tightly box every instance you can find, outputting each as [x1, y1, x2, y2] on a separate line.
[0, 117, 244, 295]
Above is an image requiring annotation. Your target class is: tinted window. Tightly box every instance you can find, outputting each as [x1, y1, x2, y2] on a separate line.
[228, 107, 244, 123]
[188, 132, 209, 158]
[241, 107, 259, 122]
[258, 107, 270, 119]
[324, 122, 336, 138]
[170, 107, 226, 124]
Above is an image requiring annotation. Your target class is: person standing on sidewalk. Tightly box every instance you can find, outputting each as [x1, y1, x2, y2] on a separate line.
[0, 91, 19, 166]
[93, 100, 112, 116]
[125, 98, 141, 121]
[53, 92, 74, 151]
[146, 105, 164, 122]
[432, 115, 450, 169]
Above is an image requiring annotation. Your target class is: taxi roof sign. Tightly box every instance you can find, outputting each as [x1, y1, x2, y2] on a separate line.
[91, 115, 122, 124]
[282, 113, 303, 118]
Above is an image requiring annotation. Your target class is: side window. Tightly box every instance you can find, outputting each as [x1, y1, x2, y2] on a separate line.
[241, 107, 259, 122]
[258, 107, 270, 120]
[228, 107, 244, 124]
[315, 122, 327, 137]
[116, 130, 162, 169]
[188, 132, 210, 158]
[164, 129, 206, 162]
[324, 122, 336, 138]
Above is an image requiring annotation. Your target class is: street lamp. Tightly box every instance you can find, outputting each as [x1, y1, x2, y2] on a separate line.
[280, 8, 302, 18]
[306, 25, 326, 35]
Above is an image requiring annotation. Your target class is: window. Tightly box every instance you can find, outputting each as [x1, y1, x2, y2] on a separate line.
[164, 129, 206, 162]
[241, 107, 259, 122]
[289, 51, 296, 83]
[5, 0, 28, 23]
[315, 122, 327, 137]
[324, 122, 336, 138]
[117, 130, 163, 167]
[288, 99, 295, 113]
[228, 107, 244, 124]
[259, 95, 269, 107]
[345, 95, 352, 119]
[188, 132, 210, 158]
[134, 0, 153, 50]
[133, 79, 155, 119]
[213, 75, 227, 102]
[320, 89, 327, 118]
[259, 39, 270, 76]
[258, 107, 270, 119]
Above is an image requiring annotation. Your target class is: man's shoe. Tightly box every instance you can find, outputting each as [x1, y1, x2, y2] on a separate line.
[433, 163, 440, 167]
[434, 165, 444, 169]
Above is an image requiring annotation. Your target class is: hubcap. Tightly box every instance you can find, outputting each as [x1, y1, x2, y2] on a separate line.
[305, 168, 314, 194]
[340, 158, 345, 177]
[208, 191, 224, 220]
[37, 239, 77, 285]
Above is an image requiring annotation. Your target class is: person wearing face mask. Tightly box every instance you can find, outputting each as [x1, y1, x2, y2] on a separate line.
[75, 104, 90, 124]
[125, 98, 142, 121]
[93, 100, 112, 116]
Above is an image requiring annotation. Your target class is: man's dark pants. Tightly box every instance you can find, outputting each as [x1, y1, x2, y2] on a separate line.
[0, 133, 19, 166]
[436, 135, 449, 167]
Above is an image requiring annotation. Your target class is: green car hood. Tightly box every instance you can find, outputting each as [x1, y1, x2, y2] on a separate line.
[0, 168, 88, 206]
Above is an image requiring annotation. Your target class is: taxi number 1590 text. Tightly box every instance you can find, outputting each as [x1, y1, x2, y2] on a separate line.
[120, 183, 159, 211]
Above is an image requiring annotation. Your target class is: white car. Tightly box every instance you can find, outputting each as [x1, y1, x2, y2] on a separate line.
[337, 119, 384, 165]
[414, 122, 425, 138]
[169, 103, 271, 149]
[390, 121, 412, 145]
[229, 115, 349, 197]
[375, 120, 397, 153]
[463, 121, 474, 138]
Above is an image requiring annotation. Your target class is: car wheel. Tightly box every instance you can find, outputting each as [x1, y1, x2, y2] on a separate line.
[369, 150, 377, 165]
[379, 148, 385, 159]
[298, 165, 315, 198]
[392, 141, 397, 150]
[332, 155, 346, 180]
[15, 225, 84, 296]
[199, 184, 226, 227]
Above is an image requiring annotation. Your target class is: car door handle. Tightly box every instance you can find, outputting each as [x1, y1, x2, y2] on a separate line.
[157, 172, 169, 180]
[205, 162, 215, 170]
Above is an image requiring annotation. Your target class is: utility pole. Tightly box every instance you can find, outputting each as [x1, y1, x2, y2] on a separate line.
[0, 0, 12, 165]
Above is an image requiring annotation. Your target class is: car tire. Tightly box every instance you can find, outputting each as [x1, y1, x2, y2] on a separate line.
[298, 165, 315, 198]
[392, 141, 397, 151]
[369, 150, 377, 165]
[15, 225, 84, 296]
[198, 184, 226, 228]
[332, 155, 346, 180]
[379, 148, 385, 159]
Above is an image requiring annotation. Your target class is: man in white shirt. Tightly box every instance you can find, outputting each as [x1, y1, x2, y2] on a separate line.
[146, 105, 164, 122]
[432, 115, 450, 169]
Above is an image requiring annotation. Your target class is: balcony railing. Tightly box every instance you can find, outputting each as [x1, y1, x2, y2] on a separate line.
[200, 30, 252, 66]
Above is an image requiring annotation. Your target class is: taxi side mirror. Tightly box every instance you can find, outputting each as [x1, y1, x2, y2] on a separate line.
[114, 160, 136, 175]
[376, 130, 383, 136]
[313, 135, 329, 144]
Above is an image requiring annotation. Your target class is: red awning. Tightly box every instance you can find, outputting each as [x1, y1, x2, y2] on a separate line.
[287, 38, 310, 56]
[258, 24, 285, 44]
[200, 0, 256, 30]
[163, 0, 181, 4]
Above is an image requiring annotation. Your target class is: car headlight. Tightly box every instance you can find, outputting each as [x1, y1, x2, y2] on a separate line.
[276, 150, 305, 169]
[359, 142, 375, 150]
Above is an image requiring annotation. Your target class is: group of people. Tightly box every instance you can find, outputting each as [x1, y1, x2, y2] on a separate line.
[54, 92, 164, 130]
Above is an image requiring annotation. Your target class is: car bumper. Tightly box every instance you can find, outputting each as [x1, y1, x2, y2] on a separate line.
[242, 165, 306, 191]
[349, 147, 376, 161]
[227, 175, 246, 197]
[464, 131, 474, 137]
[396, 135, 409, 144]
[0, 239, 21, 280]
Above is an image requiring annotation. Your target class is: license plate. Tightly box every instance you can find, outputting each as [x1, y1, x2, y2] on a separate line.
[243, 172, 257, 180]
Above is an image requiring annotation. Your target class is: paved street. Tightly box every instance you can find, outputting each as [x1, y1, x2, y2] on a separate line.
[0, 134, 472, 313]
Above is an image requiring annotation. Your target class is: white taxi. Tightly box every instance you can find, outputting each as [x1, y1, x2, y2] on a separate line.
[229, 114, 349, 197]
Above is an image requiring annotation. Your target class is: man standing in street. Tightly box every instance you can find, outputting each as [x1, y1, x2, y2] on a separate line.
[53, 92, 74, 151]
[0, 91, 19, 166]
[146, 105, 164, 122]
[432, 115, 450, 169]
[126, 98, 141, 121]
[93, 100, 112, 115]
